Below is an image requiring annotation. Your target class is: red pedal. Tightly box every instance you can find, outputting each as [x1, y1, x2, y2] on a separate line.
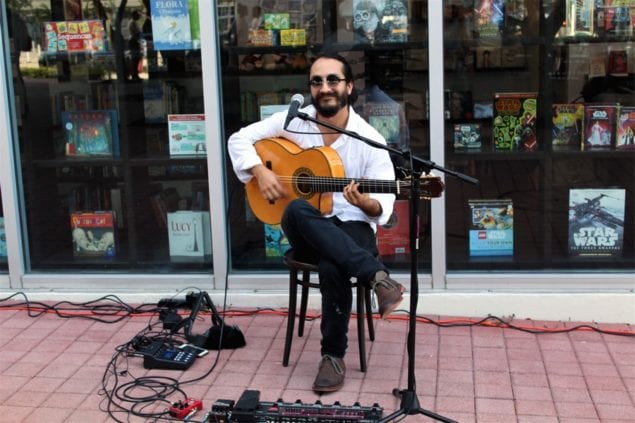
[169, 398, 203, 420]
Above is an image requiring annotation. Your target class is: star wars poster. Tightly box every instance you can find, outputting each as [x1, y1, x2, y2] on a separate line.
[568, 188, 625, 258]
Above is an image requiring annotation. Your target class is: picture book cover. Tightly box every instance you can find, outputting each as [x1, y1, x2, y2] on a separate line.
[468, 199, 514, 256]
[616, 106, 635, 150]
[474, 0, 505, 39]
[583, 105, 617, 150]
[167, 211, 211, 259]
[0, 217, 6, 258]
[563, 0, 594, 36]
[492, 92, 538, 151]
[568, 188, 625, 258]
[376, 0, 409, 43]
[43, 20, 107, 54]
[607, 50, 628, 76]
[168, 114, 207, 156]
[604, 1, 634, 36]
[150, 0, 193, 50]
[552, 103, 584, 149]
[143, 81, 166, 123]
[364, 101, 408, 149]
[377, 200, 410, 256]
[352, 0, 408, 43]
[453, 123, 482, 149]
[70, 211, 116, 257]
[264, 224, 290, 258]
[62, 110, 119, 157]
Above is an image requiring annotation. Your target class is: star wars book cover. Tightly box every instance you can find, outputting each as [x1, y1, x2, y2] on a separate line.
[568, 188, 625, 258]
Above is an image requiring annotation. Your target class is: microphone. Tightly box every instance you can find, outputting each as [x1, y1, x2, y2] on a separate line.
[283, 93, 305, 130]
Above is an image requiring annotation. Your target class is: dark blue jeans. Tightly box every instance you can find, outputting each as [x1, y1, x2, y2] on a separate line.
[281, 199, 386, 358]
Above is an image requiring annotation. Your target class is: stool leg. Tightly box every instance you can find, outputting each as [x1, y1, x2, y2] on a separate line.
[298, 270, 310, 337]
[365, 287, 375, 341]
[356, 284, 367, 372]
[283, 268, 299, 367]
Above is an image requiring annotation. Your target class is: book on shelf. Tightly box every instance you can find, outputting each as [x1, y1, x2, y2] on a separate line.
[583, 104, 617, 150]
[363, 101, 408, 149]
[168, 114, 207, 156]
[259, 104, 288, 120]
[604, 1, 634, 36]
[190, 181, 210, 211]
[51, 91, 91, 125]
[568, 188, 625, 258]
[445, 90, 474, 120]
[474, 0, 505, 40]
[468, 199, 514, 257]
[61, 109, 120, 157]
[376, 0, 409, 43]
[607, 50, 628, 76]
[280, 29, 306, 46]
[492, 92, 538, 151]
[264, 224, 290, 258]
[70, 211, 116, 257]
[564, 0, 594, 36]
[143, 81, 185, 124]
[453, 123, 482, 149]
[552, 103, 584, 150]
[473, 100, 493, 119]
[377, 200, 410, 256]
[149, 0, 193, 50]
[167, 211, 212, 260]
[263, 13, 290, 29]
[616, 106, 635, 150]
[0, 217, 6, 258]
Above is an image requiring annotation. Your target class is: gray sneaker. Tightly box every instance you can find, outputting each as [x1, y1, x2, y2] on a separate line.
[312, 355, 346, 393]
[371, 271, 405, 319]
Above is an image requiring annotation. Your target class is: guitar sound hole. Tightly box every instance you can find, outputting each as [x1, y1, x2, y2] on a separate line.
[294, 168, 314, 199]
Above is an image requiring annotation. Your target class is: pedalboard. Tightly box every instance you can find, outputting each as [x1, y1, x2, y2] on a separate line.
[209, 389, 383, 422]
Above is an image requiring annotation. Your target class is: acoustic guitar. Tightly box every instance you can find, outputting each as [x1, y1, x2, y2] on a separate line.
[246, 138, 444, 224]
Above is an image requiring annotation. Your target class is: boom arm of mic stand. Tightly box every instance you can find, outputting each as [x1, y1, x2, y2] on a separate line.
[295, 111, 478, 185]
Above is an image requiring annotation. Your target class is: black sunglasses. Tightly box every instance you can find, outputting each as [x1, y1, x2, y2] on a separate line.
[308, 74, 347, 88]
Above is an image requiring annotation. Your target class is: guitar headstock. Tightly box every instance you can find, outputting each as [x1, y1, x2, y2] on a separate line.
[420, 175, 445, 199]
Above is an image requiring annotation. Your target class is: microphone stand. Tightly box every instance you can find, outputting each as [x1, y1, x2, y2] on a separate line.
[293, 110, 477, 423]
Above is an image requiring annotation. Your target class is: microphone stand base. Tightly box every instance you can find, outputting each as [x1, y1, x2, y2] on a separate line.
[379, 389, 458, 423]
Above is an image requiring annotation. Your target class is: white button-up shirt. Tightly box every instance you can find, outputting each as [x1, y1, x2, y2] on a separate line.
[228, 104, 396, 230]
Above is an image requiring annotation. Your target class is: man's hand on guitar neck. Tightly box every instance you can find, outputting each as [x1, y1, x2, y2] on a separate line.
[343, 180, 382, 218]
[250, 164, 288, 202]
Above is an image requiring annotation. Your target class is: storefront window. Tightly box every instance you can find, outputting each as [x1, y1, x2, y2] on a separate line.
[0, 191, 7, 271]
[5, 1, 211, 272]
[219, 1, 432, 272]
[443, 0, 634, 271]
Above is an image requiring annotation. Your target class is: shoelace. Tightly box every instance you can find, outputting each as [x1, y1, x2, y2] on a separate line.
[322, 355, 344, 375]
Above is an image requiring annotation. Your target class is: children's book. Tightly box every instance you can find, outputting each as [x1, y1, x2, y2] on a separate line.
[264, 224, 290, 258]
[363, 102, 408, 149]
[70, 211, 116, 257]
[583, 105, 617, 150]
[616, 106, 635, 150]
[604, 1, 634, 36]
[168, 114, 207, 156]
[453, 123, 482, 149]
[492, 92, 538, 151]
[377, 200, 410, 256]
[150, 0, 193, 50]
[468, 199, 514, 256]
[62, 110, 119, 157]
[568, 188, 625, 258]
[167, 211, 211, 259]
[552, 103, 584, 150]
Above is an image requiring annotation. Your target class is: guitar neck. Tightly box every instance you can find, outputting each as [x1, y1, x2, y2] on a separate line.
[305, 176, 403, 194]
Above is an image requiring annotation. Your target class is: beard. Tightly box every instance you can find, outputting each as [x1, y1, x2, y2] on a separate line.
[312, 91, 348, 117]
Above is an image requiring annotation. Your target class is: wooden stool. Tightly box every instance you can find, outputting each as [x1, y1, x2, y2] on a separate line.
[282, 249, 375, 372]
